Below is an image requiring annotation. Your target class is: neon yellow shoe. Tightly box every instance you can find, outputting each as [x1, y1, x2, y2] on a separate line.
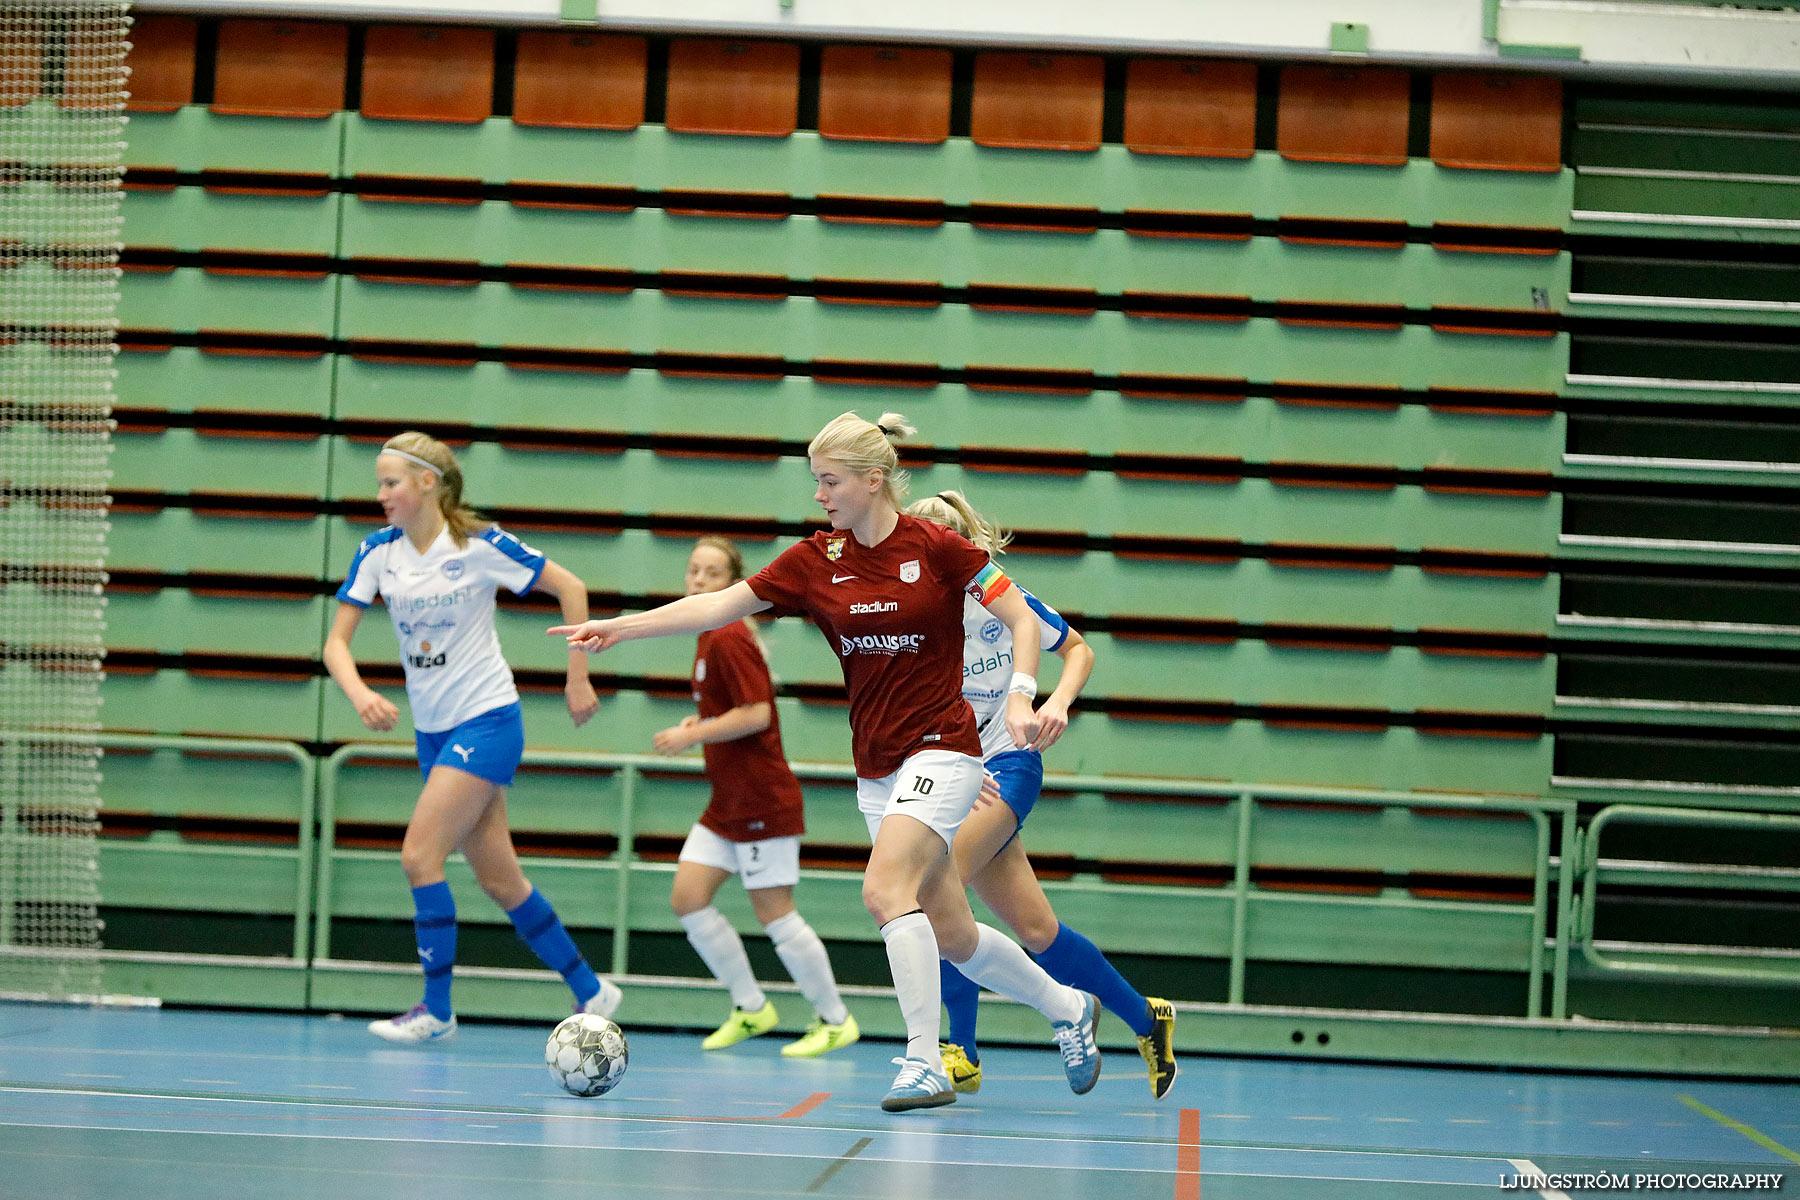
[781, 1012, 860, 1058]
[702, 999, 778, 1050]
[1138, 997, 1178, 1100]
[939, 1041, 981, 1094]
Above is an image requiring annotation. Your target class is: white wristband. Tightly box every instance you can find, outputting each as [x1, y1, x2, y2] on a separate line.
[1007, 672, 1038, 697]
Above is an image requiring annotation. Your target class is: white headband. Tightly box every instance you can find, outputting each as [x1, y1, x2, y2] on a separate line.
[380, 447, 442, 475]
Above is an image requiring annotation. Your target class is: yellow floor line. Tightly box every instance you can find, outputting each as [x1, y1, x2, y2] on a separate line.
[1678, 1095, 1800, 1167]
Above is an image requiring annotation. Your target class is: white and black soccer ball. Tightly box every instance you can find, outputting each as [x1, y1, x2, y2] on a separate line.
[546, 1013, 629, 1098]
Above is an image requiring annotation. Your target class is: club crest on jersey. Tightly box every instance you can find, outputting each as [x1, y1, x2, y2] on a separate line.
[899, 559, 920, 583]
[825, 538, 846, 561]
[441, 558, 465, 580]
[695, 659, 707, 682]
[979, 618, 1005, 645]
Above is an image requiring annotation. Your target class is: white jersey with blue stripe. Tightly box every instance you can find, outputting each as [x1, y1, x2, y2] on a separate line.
[336, 523, 546, 733]
[961, 585, 1070, 761]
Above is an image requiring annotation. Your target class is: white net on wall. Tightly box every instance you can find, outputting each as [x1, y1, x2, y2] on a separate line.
[0, 0, 125, 1000]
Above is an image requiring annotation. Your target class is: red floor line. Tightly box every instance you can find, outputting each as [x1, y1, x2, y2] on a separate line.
[1175, 1108, 1200, 1200]
[779, 1091, 832, 1120]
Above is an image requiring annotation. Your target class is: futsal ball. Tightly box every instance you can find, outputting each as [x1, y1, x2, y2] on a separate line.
[546, 1012, 629, 1097]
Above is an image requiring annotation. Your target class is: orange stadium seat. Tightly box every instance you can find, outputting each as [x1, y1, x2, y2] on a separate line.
[817, 44, 953, 144]
[212, 20, 348, 118]
[1430, 72, 1563, 171]
[1278, 64, 1410, 165]
[665, 38, 800, 137]
[513, 31, 646, 130]
[360, 24, 494, 123]
[1124, 58, 1257, 158]
[971, 51, 1105, 151]
[122, 14, 196, 112]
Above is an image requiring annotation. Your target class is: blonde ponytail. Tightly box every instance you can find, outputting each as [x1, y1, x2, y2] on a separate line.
[904, 489, 1010, 556]
[380, 431, 482, 547]
[807, 410, 916, 508]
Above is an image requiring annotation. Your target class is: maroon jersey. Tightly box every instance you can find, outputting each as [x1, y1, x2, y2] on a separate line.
[747, 514, 1012, 779]
[693, 619, 805, 842]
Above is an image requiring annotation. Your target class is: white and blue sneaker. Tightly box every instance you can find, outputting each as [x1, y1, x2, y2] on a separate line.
[579, 978, 624, 1020]
[881, 1055, 955, 1112]
[368, 1003, 456, 1044]
[1052, 992, 1102, 1094]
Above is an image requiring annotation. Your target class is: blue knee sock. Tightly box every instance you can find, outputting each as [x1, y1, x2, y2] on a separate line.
[507, 888, 600, 1005]
[412, 881, 457, 1021]
[1034, 923, 1153, 1037]
[939, 958, 982, 1062]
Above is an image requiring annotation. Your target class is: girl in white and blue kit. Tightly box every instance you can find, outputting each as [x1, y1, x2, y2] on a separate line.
[323, 431, 623, 1043]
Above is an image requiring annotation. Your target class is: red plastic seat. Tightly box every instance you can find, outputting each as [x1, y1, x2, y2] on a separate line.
[513, 31, 646, 130]
[1124, 58, 1257, 158]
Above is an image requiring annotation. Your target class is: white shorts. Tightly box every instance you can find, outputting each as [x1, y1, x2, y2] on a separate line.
[855, 748, 985, 849]
[677, 823, 801, 891]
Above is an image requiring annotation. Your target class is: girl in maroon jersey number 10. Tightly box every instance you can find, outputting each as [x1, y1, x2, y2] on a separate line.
[552, 412, 1102, 1113]
[653, 536, 859, 1059]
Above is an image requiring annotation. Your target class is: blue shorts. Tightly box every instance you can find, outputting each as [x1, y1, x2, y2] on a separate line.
[986, 749, 1044, 829]
[415, 702, 525, 786]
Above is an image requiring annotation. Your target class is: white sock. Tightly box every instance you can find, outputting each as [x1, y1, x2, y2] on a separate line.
[953, 923, 1083, 1026]
[679, 906, 766, 1012]
[766, 910, 849, 1026]
[879, 910, 941, 1063]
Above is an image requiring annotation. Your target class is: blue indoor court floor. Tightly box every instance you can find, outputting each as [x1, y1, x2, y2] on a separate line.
[1, 1002, 1795, 1199]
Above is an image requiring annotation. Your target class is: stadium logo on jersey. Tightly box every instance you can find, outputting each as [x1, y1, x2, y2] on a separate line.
[839, 632, 924, 657]
[849, 601, 898, 614]
[825, 538, 846, 561]
[899, 559, 920, 583]
[441, 558, 465, 580]
[978, 617, 1005, 645]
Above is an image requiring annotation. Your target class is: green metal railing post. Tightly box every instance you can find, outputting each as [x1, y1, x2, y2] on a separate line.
[1228, 791, 1254, 1006]
[612, 763, 637, 976]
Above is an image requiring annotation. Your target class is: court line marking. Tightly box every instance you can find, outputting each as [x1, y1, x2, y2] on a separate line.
[1175, 1109, 1199, 1200]
[0, 1120, 1501, 1186]
[1679, 1095, 1800, 1167]
[780, 1092, 831, 1120]
[804, 1135, 871, 1193]
[1507, 1158, 1572, 1200]
[0, 1084, 1535, 1164]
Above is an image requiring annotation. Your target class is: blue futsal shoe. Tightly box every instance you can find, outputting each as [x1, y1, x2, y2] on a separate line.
[1052, 992, 1102, 1095]
[881, 1055, 955, 1112]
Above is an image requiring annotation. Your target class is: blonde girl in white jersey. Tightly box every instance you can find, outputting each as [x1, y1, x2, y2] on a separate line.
[323, 431, 623, 1043]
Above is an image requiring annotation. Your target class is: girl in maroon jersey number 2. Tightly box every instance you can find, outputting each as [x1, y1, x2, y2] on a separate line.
[552, 412, 1101, 1113]
[654, 536, 858, 1059]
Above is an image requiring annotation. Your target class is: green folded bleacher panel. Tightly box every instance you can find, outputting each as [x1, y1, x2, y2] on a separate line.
[1429, 164, 1572, 231]
[1110, 231, 1257, 299]
[770, 696, 855, 766]
[1425, 328, 1567, 393]
[343, 117, 635, 187]
[105, 588, 325, 658]
[100, 840, 306, 915]
[965, 144, 1108, 210]
[1415, 487, 1561, 555]
[1404, 727, 1551, 795]
[1415, 647, 1555, 714]
[961, 225, 1111, 291]
[1259, 479, 1404, 548]
[333, 753, 626, 834]
[1039, 882, 1234, 958]
[804, 297, 952, 368]
[812, 217, 950, 285]
[1268, 320, 1410, 387]
[1110, 311, 1257, 378]
[1250, 799, 1537, 877]
[659, 211, 797, 278]
[1238, 722, 1402, 790]
[107, 508, 330, 577]
[1105, 149, 1261, 217]
[122, 108, 345, 176]
[1023, 789, 1236, 867]
[1413, 566, 1558, 634]
[100, 744, 310, 824]
[116, 346, 334, 416]
[1417, 407, 1563, 473]
[757, 617, 847, 688]
[1425, 247, 1570, 313]
[1255, 398, 1564, 473]
[339, 198, 643, 271]
[1244, 891, 1535, 971]
[814, 135, 961, 204]
[121, 186, 340, 255]
[322, 849, 620, 928]
[1238, 640, 1398, 710]
[1083, 632, 1236, 703]
[1059, 712, 1239, 780]
[337, 278, 645, 351]
[119, 267, 336, 337]
[102, 669, 323, 740]
[1269, 160, 1413, 224]
[110, 428, 329, 497]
